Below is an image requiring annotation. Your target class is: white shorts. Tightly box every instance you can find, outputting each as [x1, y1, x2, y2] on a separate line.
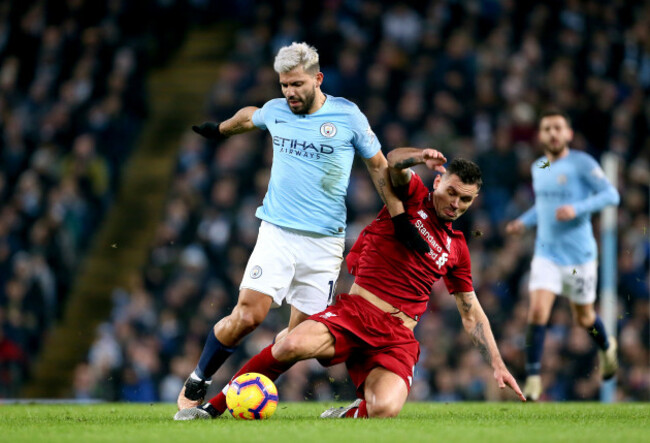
[528, 256, 598, 305]
[240, 221, 345, 315]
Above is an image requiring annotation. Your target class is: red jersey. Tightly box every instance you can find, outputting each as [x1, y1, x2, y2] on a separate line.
[346, 173, 474, 320]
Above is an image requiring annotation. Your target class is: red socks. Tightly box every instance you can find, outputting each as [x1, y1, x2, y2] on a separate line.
[207, 390, 228, 414]
[207, 344, 293, 414]
[344, 400, 368, 418]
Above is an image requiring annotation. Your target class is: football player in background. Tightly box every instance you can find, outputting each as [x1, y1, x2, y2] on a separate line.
[505, 110, 620, 401]
[177, 42, 429, 411]
[175, 150, 525, 420]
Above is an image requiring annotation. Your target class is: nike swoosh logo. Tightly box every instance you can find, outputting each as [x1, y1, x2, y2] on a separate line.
[275, 119, 287, 124]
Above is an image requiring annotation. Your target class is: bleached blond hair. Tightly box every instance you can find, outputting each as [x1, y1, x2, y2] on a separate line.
[273, 42, 320, 74]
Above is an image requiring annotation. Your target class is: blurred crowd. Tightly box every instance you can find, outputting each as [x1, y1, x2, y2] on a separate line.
[77, 0, 649, 403]
[4, 0, 649, 403]
[0, 0, 190, 397]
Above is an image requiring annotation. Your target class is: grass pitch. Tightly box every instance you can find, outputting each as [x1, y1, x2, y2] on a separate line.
[0, 402, 647, 443]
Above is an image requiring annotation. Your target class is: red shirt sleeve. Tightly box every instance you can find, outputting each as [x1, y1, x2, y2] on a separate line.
[442, 236, 474, 294]
[395, 172, 430, 206]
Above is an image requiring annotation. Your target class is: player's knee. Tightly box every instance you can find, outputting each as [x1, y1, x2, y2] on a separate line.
[366, 397, 401, 418]
[272, 334, 305, 361]
[575, 312, 595, 328]
[234, 307, 265, 334]
[528, 308, 547, 324]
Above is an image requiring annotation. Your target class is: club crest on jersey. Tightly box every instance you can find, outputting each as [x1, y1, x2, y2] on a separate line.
[436, 252, 449, 268]
[320, 122, 337, 137]
[320, 312, 337, 319]
[250, 265, 262, 279]
[557, 174, 567, 185]
[591, 167, 605, 179]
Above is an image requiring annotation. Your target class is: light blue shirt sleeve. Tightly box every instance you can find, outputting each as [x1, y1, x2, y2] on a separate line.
[350, 106, 381, 159]
[572, 153, 620, 216]
[519, 205, 537, 227]
[252, 101, 272, 130]
[517, 163, 539, 227]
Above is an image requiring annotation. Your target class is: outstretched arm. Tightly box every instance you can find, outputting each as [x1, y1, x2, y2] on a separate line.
[193, 106, 260, 140]
[454, 291, 526, 402]
[506, 206, 536, 234]
[218, 106, 259, 135]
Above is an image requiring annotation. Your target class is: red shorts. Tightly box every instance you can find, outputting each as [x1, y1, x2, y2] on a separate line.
[309, 293, 420, 395]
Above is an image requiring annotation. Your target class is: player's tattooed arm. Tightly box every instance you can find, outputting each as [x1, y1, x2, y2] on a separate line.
[363, 152, 406, 217]
[393, 156, 421, 169]
[376, 177, 388, 204]
[219, 106, 260, 136]
[471, 322, 492, 365]
[459, 292, 475, 313]
[454, 291, 503, 368]
[387, 149, 418, 187]
[387, 147, 447, 187]
[454, 290, 527, 402]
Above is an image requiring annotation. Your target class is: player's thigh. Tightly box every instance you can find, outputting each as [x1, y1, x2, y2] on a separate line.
[271, 319, 336, 362]
[232, 287, 274, 323]
[528, 256, 560, 323]
[239, 222, 297, 307]
[363, 367, 408, 418]
[287, 234, 345, 315]
[529, 256, 562, 296]
[287, 305, 311, 331]
[561, 260, 597, 306]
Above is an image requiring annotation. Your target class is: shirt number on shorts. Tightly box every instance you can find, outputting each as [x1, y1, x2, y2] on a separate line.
[327, 280, 335, 304]
[575, 277, 584, 295]
[574, 275, 594, 297]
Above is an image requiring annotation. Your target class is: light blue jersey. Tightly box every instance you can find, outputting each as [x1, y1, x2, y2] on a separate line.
[252, 96, 381, 237]
[519, 150, 620, 265]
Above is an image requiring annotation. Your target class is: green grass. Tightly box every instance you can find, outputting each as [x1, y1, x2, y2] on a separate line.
[0, 402, 648, 442]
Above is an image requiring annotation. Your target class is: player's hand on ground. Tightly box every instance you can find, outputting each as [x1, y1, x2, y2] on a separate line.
[494, 366, 526, 402]
[505, 220, 525, 235]
[555, 205, 576, 221]
[391, 213, 431, 255]
[192, 122, 225, 140]
[422, 149, 447, 173]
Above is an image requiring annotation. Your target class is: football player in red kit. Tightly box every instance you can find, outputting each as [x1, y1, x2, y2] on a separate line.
[175, 148, 525, 420]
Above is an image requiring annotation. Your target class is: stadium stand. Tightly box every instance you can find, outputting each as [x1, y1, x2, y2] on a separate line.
[2, 1, 647, 402]
[0, 0, 194, 398]
[80, 0, 649, 403]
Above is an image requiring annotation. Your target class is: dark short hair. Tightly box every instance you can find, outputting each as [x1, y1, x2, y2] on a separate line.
[539, 108, 572, 127]
[446, 158, 482, 190]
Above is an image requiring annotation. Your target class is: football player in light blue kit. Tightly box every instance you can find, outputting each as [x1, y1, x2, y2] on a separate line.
[176, 42, 429, 412]
[506, 110, 620, 401]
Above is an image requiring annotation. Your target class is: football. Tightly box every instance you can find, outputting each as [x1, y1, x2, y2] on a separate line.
[226, 372, 279, 420]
